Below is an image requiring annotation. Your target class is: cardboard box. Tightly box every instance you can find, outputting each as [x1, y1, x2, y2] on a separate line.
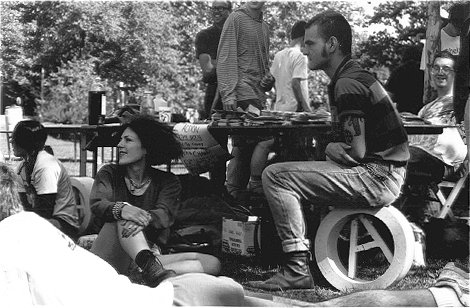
[222, 217, 261, 256]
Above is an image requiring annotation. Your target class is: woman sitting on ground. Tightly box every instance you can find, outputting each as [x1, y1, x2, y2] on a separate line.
[90, 114, 221, 288]
[12, 120, 81, 241]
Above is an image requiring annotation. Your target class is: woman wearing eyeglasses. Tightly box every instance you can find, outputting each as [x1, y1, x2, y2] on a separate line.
[404, 51, 467, 224]
[11, 120, 81, 240]
[89, 114, 221, 288]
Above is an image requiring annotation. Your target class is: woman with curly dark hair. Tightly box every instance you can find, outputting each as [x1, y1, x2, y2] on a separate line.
[11, 120, 80, 240]
[90, 114, 221, 288]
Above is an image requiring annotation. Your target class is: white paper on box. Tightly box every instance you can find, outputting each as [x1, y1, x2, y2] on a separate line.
[222, 217, 260, 256]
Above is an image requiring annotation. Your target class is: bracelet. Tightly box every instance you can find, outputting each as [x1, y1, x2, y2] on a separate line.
[112, 202, 125, 220]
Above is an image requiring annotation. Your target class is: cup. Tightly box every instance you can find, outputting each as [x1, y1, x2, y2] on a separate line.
[158, 107, 172, 123]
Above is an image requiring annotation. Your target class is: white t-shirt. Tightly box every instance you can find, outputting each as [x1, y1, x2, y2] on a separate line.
[0, 212, 174, 306]
[270, 47, 309, 112]
[16, 150, 80, 228]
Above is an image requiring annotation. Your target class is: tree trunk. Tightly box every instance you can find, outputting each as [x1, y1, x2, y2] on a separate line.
[423, 1, 442, 104]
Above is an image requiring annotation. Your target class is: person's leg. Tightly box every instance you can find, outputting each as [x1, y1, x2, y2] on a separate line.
[226, 139, 256, 199]
[90, 222, 132, 273]
[248, 138, 275, 195]
[209, 134, 229, 196]
[248, 161, 405, 290]
[311, 289, 437, 307]
[171, 273, 284, 306]
[91, 222, 175, 287]
[158, 252, 222, 276]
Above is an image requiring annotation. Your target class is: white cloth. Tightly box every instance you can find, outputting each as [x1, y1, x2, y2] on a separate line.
[440, 29, 460, 55]
[408, 96, 467, 168]
[270, 47, 309, 112]
[0, 212, 174, 306]
[16, 150, 80, 228]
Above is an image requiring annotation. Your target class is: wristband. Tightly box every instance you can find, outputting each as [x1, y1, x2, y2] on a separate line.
[112, 202, 125, 220]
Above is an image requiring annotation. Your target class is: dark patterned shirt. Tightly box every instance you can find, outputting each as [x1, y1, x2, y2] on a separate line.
[328, 57, 410, 163]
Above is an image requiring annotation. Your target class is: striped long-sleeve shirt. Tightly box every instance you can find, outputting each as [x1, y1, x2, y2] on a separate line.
[216, 7, 270, 109]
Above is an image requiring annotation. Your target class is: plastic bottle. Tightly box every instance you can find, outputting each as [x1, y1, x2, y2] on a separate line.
[88, 77, 106, 124]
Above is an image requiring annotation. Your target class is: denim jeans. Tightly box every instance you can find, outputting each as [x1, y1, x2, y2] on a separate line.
[226, 99, 270, 197]
[262, 160, 406, 253]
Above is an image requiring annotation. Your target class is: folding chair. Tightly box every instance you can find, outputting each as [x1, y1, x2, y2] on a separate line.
[437, 169, 469, 220]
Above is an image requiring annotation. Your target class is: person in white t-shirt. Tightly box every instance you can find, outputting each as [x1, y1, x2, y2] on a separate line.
[11, 120, 80, 240]
[247, 20, 312, 195]
[271, 20, 311, 113]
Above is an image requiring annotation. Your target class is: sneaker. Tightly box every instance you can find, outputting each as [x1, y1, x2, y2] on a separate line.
[141, 257, 177, 288]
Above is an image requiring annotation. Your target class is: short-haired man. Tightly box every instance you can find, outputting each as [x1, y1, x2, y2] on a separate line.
[405, 51, 467, 224]
[271, 20, 311, 112]
[195, 0, 232, 119]
[247, 11, 409, 291]
[216, 1, 272, 200]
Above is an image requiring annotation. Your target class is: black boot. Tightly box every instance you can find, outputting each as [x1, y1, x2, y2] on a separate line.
[136, 250, 176, 287]
[246, 251, 315, 291]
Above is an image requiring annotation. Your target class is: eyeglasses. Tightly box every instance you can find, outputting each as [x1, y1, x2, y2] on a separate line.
[431, 65, 454, 75]
[211, 6, 229, 13]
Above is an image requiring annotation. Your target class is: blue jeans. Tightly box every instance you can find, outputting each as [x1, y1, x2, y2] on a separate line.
[262, 160, 406, 253]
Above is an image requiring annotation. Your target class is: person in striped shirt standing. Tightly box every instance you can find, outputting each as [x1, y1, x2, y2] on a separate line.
[216, 1, 273, 200]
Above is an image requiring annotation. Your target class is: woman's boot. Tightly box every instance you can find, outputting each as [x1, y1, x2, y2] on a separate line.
[136, 250, 176, 287]
[246, 251, 315, 291]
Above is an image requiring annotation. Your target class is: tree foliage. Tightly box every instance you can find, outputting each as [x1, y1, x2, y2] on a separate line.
[356, 1, 428, 70]
[1, 1, 438, 124]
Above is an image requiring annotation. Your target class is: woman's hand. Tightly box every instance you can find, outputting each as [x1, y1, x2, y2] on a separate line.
[325, 142, 359, 166]
[121, 220, 145, 238]
[120, 202, 152, 227]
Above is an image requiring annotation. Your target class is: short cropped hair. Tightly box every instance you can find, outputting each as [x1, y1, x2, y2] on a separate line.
[0, 162, 23, 222]
[120, 114, 183, 166]
[433, 50, 458, 68]
[291, 20, 307, 40]
[305, 10, 352, 56]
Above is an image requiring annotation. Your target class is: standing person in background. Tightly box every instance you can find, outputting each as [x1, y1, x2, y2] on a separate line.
[195, 0, 232, 120]
[386, 45, 425, 114]
[271, 20, 311, 113]
[248, 10, 409, 291]
[420, 3, 465, 71]
[217, 1, 273, 200]
[246, 20, 312, 195]
[11, 120, 80, 241]
[195, 0, 232, 196]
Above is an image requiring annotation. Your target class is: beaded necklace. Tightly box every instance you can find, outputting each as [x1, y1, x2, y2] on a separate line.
[125, 176, 151, 193]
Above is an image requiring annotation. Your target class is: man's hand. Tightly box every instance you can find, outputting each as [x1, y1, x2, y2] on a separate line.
[325, 142, 359, 166]
[223, 100, 237, 111]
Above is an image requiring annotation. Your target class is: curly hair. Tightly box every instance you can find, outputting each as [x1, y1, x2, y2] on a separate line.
[0, 162, 23, 222]
[120, 114, 183, 166]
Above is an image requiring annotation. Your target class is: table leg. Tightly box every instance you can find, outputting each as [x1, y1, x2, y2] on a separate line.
[80, 132, 87, 177]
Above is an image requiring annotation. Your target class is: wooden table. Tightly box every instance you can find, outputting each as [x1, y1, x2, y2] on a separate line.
[0, 122, 448, 178]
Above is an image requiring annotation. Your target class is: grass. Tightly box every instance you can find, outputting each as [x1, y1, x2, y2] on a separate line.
[2, 134, 468, 304]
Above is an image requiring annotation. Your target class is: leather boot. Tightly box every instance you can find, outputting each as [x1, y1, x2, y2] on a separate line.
[137, 250, 177, 288]
[246, 251, 315, 291]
